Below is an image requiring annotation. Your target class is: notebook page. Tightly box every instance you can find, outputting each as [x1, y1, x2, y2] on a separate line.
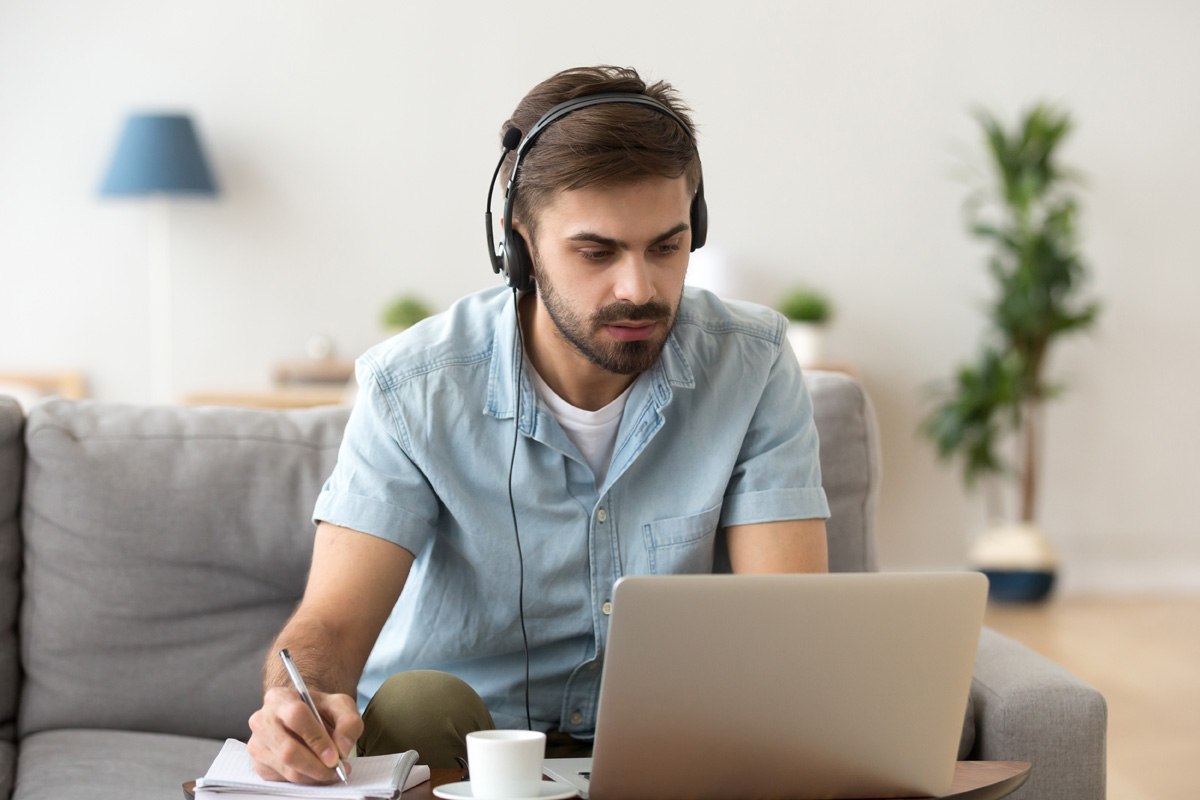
[197, 739, 418, 799]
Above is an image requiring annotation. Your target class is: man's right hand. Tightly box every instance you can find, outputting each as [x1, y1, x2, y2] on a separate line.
[247, 686, 364, 785]
[248, 524, 414, 783]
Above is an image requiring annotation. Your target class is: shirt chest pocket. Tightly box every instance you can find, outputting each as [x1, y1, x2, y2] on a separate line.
[642, 504, 722, 575]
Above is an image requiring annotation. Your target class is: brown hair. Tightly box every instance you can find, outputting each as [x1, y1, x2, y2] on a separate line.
[499, 65, 702, 236]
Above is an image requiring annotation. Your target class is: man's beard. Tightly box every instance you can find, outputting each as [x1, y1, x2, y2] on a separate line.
[534, 269, 680, 376]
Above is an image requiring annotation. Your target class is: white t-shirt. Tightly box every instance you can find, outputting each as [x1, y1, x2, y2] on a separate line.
[529, 366, 632, 487]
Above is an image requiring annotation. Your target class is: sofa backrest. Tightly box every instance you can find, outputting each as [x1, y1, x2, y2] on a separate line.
[18, 401, 348, 741]
[12, 371, 878, 742]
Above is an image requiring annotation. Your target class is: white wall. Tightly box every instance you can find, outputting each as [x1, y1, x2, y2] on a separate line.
[2, 0, 1198, 590]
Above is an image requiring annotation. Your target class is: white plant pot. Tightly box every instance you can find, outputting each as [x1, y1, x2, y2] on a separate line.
[968, 522, 1059, 603]
[786, 322, 825, 369]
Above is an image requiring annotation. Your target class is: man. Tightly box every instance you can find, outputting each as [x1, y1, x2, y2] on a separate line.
[247, 65, 830, 784]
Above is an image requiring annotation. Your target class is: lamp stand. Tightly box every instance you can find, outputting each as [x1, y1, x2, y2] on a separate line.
[148, 197, 173, 404]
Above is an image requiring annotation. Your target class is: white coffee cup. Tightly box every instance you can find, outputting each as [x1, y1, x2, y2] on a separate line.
[466, 729, 547, 799]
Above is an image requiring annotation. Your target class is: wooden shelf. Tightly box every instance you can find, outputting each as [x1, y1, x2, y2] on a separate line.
[181, 386, 349, 409]
[0, 371, 87, 399]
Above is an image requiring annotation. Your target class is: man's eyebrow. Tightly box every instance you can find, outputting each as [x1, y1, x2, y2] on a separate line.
[566, 222, 690, 249]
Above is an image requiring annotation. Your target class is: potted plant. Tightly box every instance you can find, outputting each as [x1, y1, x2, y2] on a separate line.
[381, 294, 433, 333]
[922, 103, 1100, 602]
[779, 286, 833, 368]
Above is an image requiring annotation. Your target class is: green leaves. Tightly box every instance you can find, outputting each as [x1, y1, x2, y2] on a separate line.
[381, 295, 433, 330]
[922, 102, 1100, 497]
[975, 104, 1073, 221]
[922, 347, 1022, 487]
[779, 286, 834, 323]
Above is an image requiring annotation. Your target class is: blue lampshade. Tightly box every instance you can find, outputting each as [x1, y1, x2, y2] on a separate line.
[99, 113, 218, 197]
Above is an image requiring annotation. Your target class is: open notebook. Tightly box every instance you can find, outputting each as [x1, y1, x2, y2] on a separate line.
[196, 739, 429, 800]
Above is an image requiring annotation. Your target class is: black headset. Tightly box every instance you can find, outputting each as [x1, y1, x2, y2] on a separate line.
[485, 92, 708, 293]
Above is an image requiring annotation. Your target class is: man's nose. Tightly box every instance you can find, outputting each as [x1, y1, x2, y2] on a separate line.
[612, 253, 655, 306]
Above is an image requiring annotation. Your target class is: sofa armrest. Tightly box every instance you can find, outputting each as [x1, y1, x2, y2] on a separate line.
[0, 397, 23, 800]
[971, 627, 1106, 799]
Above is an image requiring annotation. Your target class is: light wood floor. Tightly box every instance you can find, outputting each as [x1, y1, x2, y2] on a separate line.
[984, 594, 1200, 800]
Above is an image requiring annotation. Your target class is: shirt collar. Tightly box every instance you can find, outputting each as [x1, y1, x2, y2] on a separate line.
[484, 290, 532, 428]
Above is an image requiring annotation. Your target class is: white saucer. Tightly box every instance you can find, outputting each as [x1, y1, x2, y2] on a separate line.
[432, 780, 578, 800]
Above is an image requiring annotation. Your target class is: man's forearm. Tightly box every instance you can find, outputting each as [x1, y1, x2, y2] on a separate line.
[262, 522, 414, 697]
[726, 518, 829, 573]
[264, 614, 367, 697]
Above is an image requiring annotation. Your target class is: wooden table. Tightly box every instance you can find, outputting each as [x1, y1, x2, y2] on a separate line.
[184, 761, 1029, 799]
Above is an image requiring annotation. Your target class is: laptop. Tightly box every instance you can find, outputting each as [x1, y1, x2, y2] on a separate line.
[543, 572, 987, 800]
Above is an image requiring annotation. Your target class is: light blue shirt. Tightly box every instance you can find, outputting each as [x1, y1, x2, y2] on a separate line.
[313, 285, 829, 734]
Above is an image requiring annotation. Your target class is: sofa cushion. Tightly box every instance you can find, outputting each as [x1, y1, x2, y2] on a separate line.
[0, 396, 24, 756]
[19, 401, 347, 741]
[13, 728, 221, 800]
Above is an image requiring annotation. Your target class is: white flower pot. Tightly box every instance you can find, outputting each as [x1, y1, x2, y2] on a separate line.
[786, 322, 825, 369]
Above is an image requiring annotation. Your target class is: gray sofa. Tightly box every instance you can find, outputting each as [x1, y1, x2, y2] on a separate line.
[0, 372, 1105, 800]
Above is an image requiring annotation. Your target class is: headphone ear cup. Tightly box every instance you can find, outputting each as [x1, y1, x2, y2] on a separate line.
[689, 186, 708, 251]
[505, 229, 534, 292]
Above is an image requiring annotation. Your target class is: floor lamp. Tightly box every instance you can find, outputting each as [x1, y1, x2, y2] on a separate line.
[99, 113, 218, 404]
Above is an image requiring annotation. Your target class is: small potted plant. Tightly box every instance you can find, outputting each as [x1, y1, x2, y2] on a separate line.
[779, 286, 833, 368]
[921, 103, 1100, 602]
[381, 294, 433, 333]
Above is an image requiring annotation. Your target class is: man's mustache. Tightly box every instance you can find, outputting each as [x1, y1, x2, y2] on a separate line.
[592, 300, 672, 326]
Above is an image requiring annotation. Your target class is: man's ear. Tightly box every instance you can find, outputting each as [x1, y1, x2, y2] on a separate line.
[508, 218, 536, 275]
[500, 217, 528, 242]
[504, 217, 527, 238]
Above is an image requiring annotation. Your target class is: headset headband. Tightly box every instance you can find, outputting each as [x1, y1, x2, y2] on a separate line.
[506, 93, 696, 196]
[486, 91, 707, 290]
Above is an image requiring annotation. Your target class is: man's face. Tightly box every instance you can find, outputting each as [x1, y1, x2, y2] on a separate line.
[522, 176, 693, 376]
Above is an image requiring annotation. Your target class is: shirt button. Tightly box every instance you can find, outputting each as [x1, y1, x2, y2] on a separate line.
[601, 600, 613, 616]
[569, 711, 584, 725]
[597, 509, 607, 523]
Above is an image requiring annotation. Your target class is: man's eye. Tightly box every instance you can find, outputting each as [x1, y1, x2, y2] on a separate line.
[580, 249, 612, 261]
[654, 243, 681, 255]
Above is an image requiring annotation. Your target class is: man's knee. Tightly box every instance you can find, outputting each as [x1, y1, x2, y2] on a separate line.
[360, 670, 495, 766]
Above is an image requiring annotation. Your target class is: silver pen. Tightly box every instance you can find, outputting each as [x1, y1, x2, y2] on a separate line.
[278, 648, 350, 784]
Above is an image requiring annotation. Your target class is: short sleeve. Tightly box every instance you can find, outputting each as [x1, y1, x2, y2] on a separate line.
[312, 357, 439, 556]
[719, 338, 830, 528]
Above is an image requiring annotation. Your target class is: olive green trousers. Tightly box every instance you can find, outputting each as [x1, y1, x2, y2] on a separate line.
[358, 670, 593, 767]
